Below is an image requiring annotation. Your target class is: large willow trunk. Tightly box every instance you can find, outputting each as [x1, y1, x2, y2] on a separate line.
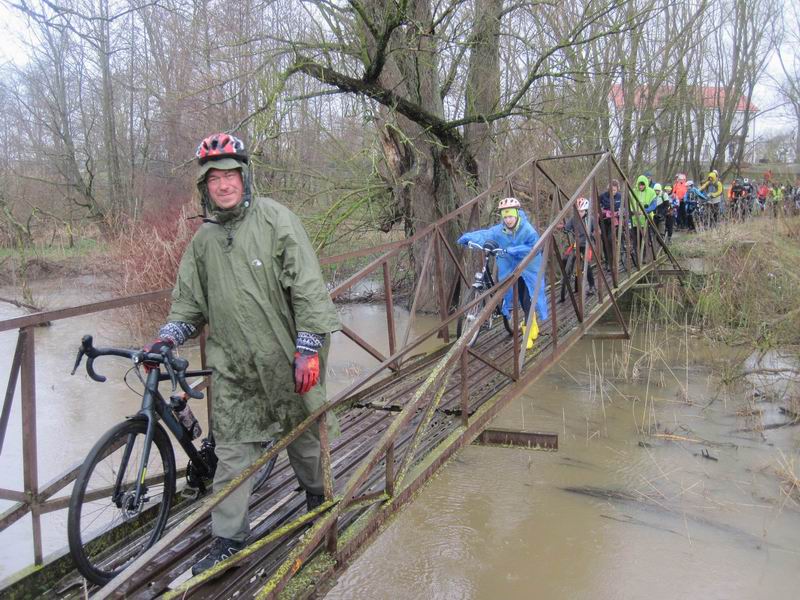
[368, 0, 502, 312]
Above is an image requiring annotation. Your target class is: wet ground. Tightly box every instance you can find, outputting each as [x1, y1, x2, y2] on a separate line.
[1, 279, 799, 598]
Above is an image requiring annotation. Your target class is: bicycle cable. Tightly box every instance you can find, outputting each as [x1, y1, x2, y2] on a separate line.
[123, 365, 145, 396]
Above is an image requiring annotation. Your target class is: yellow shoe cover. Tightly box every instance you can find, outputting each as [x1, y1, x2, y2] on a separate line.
[525, 317, 539, 350]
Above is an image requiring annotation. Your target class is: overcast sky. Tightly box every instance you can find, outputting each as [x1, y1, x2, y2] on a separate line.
[0, 2, 795, 137]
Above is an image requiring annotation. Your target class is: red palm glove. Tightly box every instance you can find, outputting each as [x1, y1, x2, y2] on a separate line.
[293, 351, 320, 394]
[142, 338, 174, 371]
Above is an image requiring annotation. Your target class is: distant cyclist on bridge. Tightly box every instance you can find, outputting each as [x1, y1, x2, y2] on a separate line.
[145, 133, 341, 576]
[699, 169, 724, 226]
[457, 197, 549, 350]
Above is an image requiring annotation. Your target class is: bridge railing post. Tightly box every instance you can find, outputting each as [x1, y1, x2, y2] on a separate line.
[434, 226, 450, 343]
[548, 240, 558, 351]
[382, 260, 397, 368]
[460, 348, 470, 427]
[20, 326, 42, 565]
[318, 413, 337, 554]
[0, 331, 24, 457]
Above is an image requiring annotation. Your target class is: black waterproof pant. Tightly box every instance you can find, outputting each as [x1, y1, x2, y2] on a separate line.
[600, 218, 614, 267]
[665, 212, 674, 241]
[516, 279, 532, 318]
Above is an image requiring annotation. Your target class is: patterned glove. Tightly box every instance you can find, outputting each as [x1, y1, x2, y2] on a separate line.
[142, 338, 174, 370]
[293, 351, 320, 394]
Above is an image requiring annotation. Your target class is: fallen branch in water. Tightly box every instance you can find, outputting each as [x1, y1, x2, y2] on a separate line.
[651, 427, 738, 448]
[0, 295, 43, 312]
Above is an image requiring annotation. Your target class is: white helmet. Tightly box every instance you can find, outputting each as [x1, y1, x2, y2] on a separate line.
[577, 197, 590, 211]
[498, 197, 521, 210]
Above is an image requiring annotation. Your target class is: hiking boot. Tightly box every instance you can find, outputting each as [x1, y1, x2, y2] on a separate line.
[191, 537, 246, 577]
[306, 492, 325, 511]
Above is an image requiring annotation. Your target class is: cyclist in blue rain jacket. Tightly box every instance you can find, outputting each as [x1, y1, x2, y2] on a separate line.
[457, 197, 548, 349]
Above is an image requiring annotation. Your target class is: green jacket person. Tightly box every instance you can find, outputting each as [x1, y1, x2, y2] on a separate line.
[147, 133, 340, 576]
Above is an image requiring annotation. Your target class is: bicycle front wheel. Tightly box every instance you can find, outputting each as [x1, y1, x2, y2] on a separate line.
[457, 288, 486, 347]
[68, 418, 176, 585]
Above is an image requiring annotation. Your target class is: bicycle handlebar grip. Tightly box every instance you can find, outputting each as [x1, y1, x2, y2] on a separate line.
[74, 335, 107, 382]
[86, 356, 107, 383]
[178, 373, 204, 400]
[172, 356, 204, 400]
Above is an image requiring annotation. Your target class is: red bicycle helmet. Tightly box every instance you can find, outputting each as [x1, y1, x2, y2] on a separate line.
[195, 133, 248, 165]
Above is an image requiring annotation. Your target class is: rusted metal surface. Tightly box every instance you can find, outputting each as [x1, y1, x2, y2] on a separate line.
[474, 428, 559, 450]
[20, 327, 42, 564]
[0, 150, 688, 599]
[0, 289, 171, 333]
[0, 332, 24, 454]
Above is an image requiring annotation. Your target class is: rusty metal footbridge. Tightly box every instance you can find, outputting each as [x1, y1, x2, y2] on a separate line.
[0, 151, 688, 599]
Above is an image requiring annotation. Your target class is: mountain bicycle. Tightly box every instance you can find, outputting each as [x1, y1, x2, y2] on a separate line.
[67, 335, 277, 585]
[456, 241, 513, 346]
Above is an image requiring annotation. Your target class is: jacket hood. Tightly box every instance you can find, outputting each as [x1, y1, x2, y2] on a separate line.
[636, 175, 650, 188]
[197, 160, 253, 223]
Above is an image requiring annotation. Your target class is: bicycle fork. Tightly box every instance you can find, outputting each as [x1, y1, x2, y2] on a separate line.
[116, 371, 162, 514]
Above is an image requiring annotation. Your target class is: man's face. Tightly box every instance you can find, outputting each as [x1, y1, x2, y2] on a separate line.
[638, 182, 646, 192]
[611, 184, 619, 195]
[206, 168, 244, 209]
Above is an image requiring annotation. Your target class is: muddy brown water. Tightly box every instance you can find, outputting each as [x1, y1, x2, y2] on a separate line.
[1, 279, 799, 599]
[325, 334, 800, 598]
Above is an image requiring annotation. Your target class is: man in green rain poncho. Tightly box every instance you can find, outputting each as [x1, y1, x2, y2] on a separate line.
[146, 133, 340, 576]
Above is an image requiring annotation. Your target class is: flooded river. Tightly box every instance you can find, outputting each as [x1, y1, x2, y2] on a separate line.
[326, 331, 800, 599]
[1, 277, 799, 598]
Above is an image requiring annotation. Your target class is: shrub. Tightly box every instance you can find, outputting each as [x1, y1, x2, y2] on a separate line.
[107, 199, 201, 339]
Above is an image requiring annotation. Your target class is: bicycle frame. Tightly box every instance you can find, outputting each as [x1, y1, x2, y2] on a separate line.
[122, 367, 212, 510]
[471, 252, 497, 292]
[467, 244, 508, 326]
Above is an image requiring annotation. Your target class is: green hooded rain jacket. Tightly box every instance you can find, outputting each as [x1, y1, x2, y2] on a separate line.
[168, 194, 341, 443]
[630, 175, 656, 229]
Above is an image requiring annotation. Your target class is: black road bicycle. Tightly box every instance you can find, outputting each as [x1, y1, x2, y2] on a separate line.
[456, 241, 513, 346]
[67, 335, 276, 585]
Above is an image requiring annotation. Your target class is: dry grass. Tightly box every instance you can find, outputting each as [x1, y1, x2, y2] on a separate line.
[775, 450, 800, 508]
[105, 203, 200, 339]
[670, 216, 800, 348]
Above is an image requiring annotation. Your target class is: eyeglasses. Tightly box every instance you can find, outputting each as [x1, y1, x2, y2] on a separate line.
[206, 171, 240, 187]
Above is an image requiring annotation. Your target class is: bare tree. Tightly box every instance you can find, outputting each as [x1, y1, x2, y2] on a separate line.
[774, 2, 800, 162]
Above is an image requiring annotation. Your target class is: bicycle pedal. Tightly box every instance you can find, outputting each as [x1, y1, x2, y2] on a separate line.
[181, 487, 202, 500]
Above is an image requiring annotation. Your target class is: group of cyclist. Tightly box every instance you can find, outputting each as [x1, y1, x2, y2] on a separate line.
[455, 167, 800, 354]
[629, 170, 800, 235]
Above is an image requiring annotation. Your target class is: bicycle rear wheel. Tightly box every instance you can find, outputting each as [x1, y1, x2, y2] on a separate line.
[68, 418, 176, 585]
[252, 439, 278, 493]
